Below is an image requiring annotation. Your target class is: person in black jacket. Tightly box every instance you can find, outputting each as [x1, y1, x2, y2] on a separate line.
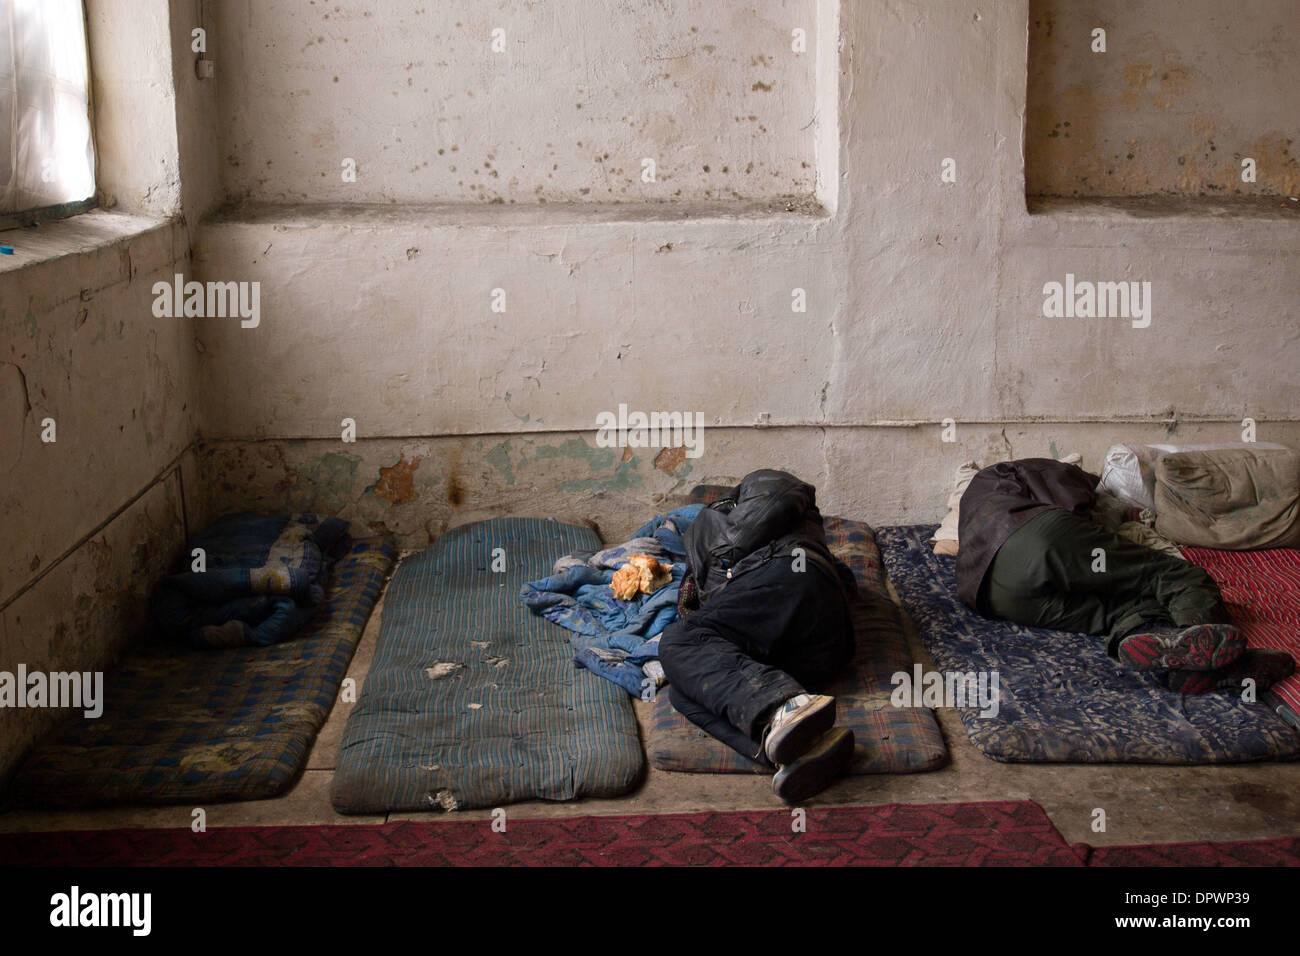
[659, 470, 858, 802]
[955, 458, 1293, 694]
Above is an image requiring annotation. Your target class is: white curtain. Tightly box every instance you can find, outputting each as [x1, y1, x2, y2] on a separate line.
[0, 0, 95, 215]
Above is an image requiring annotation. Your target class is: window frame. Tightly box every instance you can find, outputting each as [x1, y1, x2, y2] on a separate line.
[0, 0, 98, 231]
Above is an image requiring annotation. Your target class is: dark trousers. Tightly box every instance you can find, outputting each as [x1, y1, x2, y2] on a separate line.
[981, 508, 1231, 655]
[660, 557, 855, 765]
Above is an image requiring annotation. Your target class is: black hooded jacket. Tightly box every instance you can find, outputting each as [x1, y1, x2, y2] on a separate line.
[684, 469, 855, 604]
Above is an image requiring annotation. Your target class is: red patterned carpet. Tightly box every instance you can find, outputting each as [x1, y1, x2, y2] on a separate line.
[1, 800, 1294, 867]
[1073, 837, 1300, 867]
[1, 800, 1079, 867]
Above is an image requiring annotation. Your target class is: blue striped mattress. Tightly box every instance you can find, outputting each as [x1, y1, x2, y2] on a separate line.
[331, 518, 644, 813]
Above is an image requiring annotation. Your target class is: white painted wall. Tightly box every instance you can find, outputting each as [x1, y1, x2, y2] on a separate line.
[214, 0, 822, 205]
[193, 0, 1298, 533]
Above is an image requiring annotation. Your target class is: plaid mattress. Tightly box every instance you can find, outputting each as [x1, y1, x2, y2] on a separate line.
[646, 486, 948, 775]
[1181, 546, 1300, 726]
[4, 538, 394, 808]
[879, 524, 1300, 764]
[330, 518, 645, 813]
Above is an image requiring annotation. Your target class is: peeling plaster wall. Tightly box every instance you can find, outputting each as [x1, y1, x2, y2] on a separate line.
[194, 0, 1299, 525]
[0, 0, 220, 778]
[1027, 0, 1300, 197]
[0, 217, 197, 604]
[213, 0, 822, 205]
[198, 419, 1300, 552]
[0, 214, 200, 777]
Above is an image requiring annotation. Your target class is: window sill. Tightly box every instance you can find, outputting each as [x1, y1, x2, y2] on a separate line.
[0, 208, 175, 275]
[206, 197, 831, 230]
[1025, 195, 1300, 222]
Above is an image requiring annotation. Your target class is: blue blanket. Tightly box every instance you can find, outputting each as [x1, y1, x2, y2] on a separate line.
[152, 513, 351, 648]
[521, 505, 702, 694]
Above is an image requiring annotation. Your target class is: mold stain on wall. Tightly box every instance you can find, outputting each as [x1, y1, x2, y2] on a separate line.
[1026, 0, 1299, 198]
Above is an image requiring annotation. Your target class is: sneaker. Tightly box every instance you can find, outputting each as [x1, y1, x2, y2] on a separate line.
[772, 727, 856, 803]
[763, 693, 837, 765]
[1117, 623, 1245, 672]
[1168, 649, 1296, 696]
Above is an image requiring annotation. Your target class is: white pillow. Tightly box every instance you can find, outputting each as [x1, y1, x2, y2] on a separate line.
[931, 461, 981, 546]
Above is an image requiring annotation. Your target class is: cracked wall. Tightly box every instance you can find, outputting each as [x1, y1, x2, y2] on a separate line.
[0, 216, 200, 776]
[197, 419, 1300, 553]
[0, 0, 221, 779]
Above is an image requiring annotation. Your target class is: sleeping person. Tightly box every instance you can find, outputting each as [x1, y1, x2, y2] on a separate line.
[955, 457, 1294, 695]
[659, 469, 858, 802]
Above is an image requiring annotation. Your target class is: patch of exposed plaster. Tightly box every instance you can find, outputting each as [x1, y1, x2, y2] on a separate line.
[484, 441, 516, 485]
[653, 446, 688, 474]
[373, 451, 424, 503]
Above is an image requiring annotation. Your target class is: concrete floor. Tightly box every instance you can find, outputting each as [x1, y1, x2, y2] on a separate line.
[2, 562, 1298, 850]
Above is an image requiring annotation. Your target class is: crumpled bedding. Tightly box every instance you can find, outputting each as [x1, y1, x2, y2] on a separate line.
[1155, 448, 1300, 550]
[152, 513, 352, 647]
[8, 537, 393, 809]
[521, 505, 702, 694]
[1098, 441, 1286, 513]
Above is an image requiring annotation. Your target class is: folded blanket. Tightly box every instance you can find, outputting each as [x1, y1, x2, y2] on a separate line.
[152, 513, 351, 648]
[521, 505, 702, 694]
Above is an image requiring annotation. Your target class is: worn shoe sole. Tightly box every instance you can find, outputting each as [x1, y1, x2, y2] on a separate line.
[764, 695, 837, 765]
[772, 727, 856, 803]
[1170, 649, 1296, 696]
[1118, 623, 1245, 672]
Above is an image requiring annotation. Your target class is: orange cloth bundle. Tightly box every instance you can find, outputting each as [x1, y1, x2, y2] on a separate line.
[611, 554, 675, 601]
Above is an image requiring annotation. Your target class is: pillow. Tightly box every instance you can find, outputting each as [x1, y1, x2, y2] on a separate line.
[1099, 441, 1286, 512]
[1154, 447, 1300, 550]
[930, 461, 980, 552]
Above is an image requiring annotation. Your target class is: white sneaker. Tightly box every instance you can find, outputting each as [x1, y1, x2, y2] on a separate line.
[763, 693, 836, 765]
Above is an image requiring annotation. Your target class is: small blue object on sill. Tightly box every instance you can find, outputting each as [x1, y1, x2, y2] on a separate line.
[0, 246, 14, 255]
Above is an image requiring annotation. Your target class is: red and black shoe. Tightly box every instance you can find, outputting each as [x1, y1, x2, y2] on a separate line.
[1117, 623, 1245, 672]
[1168, 649, 1296, 696]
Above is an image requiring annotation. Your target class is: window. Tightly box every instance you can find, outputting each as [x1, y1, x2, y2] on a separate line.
[0, 0, 95, 228]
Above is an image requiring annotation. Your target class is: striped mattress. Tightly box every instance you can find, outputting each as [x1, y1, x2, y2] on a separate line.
[330, 518, 644, 813]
